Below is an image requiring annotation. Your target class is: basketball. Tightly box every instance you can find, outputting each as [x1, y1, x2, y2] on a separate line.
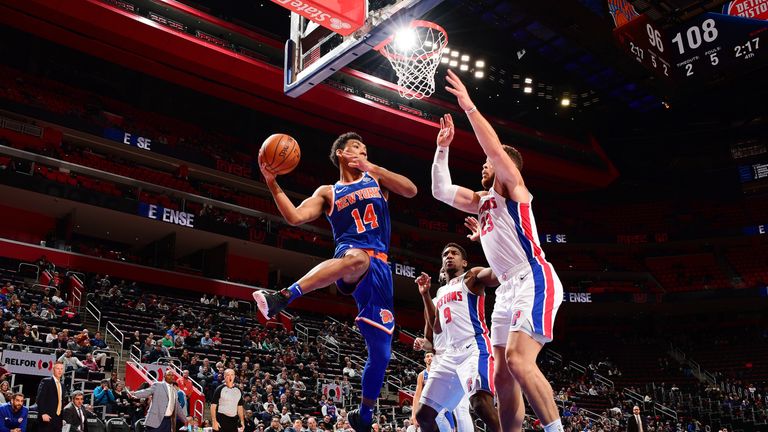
[260, 133, 300, 175]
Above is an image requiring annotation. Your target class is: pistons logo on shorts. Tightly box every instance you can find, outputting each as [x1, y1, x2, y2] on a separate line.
[379, 309, 394, 324]
[511, 310, 523, 328]
[466, 377, 474, 392]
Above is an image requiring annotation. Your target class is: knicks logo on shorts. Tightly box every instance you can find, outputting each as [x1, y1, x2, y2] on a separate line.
[379, 309, 394, 324]
[511, 310, 523, 328]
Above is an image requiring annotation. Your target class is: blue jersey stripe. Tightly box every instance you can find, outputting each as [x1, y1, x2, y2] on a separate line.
[467, 293, 489, 356]
[505, 201, 546, 335]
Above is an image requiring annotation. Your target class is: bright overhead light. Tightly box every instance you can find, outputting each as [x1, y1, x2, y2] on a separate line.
[450, 51, 459, 58]
[460, 54, 470, 61]
[459, 64, 469, 71]
[393, 27, 418, 51]
[475, 60, 485, 68]
[424, 40, 433, 48]
[561, 98, 571, 107]
[441, 57, 450, 64]
[449, 60, 458, 67]
[523, 86, 533, 93]
[524, 77, 533, 84]
[474, 71, 484, 78]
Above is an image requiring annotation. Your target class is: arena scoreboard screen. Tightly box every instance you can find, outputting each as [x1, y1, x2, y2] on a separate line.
[613, 7, 767, 83]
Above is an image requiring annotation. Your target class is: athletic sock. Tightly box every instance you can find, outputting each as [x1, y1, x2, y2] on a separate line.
[359, 403, 374, 424]
[282, 283, 303, 302]
[543, 419, 564, 432]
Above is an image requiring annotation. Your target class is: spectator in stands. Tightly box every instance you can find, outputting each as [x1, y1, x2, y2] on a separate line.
[200, 332, 214, 350]
[265, 416, 283, 432]
[147, 341, 166, 363]
[45, 327, 58, 344]
[279, 406, 291, 425]
[81, 353, 100, 372]
[90, 331, 107, 349]
[306, 417, 319, 432]
[285, 419, 303, 432]
[36, 361, 64, 432]
[0, 381, 11, 404]
[212, 331, 223, 346]
[58, 349, 86, 373]
[0, 392, 27, 432]
[93, 379, 116, 413]
[113, 381, 132, 417]
[176, 370, 194, 401]
[243, 410, 257, 432]
[200, 294, 210, 305]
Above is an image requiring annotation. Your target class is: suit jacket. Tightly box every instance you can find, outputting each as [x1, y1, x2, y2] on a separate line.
[61, 402, 88, 431]
[627, 414, 648, 432]
[36, 376, 63, 418]
[132, 382, 186, 428]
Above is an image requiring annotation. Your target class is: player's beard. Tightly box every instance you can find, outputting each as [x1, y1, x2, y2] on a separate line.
[481, 173, 494, 190]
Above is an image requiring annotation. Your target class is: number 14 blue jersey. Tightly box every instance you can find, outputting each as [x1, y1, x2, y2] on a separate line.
[326, 172, 391, 258]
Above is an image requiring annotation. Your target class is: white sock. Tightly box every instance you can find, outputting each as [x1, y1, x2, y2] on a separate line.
[543, 419, 564, 432]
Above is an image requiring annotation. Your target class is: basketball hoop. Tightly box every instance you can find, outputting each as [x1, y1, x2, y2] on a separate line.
[375, 20, 448, 100]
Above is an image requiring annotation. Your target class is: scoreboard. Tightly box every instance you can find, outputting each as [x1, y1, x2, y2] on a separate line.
[613, 10, 767, 83]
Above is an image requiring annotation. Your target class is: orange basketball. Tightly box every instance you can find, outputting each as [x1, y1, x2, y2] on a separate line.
[260, 134, 300, 175]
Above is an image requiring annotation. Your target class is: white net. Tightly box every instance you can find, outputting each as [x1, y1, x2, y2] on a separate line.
[379, 21, 447, 100]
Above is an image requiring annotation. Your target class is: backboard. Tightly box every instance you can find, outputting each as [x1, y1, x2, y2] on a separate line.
[283, 0, 445, 98]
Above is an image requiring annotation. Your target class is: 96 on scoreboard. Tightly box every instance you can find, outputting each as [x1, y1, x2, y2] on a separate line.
[614, 12, 767, 83]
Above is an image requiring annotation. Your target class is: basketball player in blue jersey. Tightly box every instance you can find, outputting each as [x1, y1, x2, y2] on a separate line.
[412, 243, 500, 432]
[254, 132, 417, 432]
[431, 70, 565, 432]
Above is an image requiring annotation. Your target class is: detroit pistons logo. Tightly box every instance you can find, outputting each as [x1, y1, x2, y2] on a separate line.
[466, 378, 474, 392]
[511, 310, 523, 328]
[379, 309, 394, 324]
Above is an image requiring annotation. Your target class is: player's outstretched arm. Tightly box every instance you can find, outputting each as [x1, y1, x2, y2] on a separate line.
[260, 157, 328, 226]
[346, 151, 417, 198]
[415, 272, 436, 343]
[432, 114, 482, 214]
[471, 266, 499, 288]
[445, 70, 523, 191]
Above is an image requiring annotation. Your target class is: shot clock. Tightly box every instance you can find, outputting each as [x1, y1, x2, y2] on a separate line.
[614, 11, 767, 83]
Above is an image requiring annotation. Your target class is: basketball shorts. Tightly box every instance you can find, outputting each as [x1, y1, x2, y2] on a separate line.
[419, 343, 493, 413]
[491, 260, 563, 347]
[335, 248, 395, 334]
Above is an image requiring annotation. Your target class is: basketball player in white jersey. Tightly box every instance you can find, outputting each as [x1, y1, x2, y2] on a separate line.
[411, 243, 501, 432]
[431, 69, 565, 432]
[410, 351, 458, 432]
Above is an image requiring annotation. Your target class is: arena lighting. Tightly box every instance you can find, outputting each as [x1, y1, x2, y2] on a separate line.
[459, 64, 469, 71]
[561, 98, 571, 107]
[523, 86, 533, 93]
[393, 27, 418, 51]
[460, 54, 470, 61]
[475, 60, 485, 68]
[449, 60, 458, 67]
[441, 57, 450, 64]
[450, 51, 459, 58]
[524, 77, 533, 84]
[474, 71, 485, 78]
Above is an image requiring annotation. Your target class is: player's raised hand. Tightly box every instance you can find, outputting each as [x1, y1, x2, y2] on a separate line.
[445, 69, 475, 112]
[413, 337, 427, 351]
[436, 114, 455, 148]
[464, 216, 481, 242]
[415, 272, 431, 295]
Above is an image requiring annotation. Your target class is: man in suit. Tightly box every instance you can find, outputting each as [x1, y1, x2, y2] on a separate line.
[36, 361, 64, 432]
[62, 390, 88, 432]
[130, 370, 186, 432]
[627, 405, 648, 432]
